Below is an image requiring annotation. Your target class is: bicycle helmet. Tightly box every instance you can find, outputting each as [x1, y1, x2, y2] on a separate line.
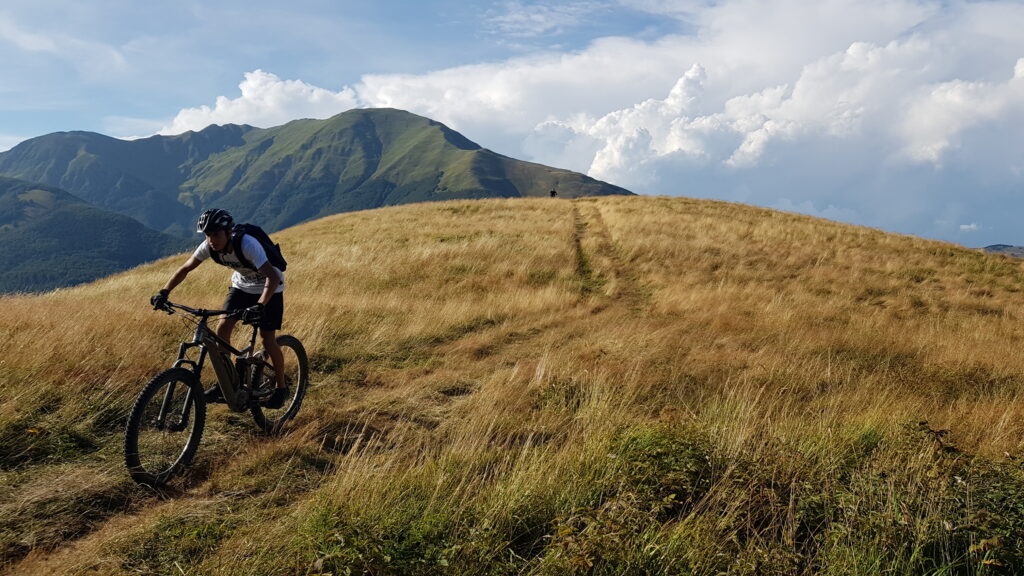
[196, 209, 234, 234]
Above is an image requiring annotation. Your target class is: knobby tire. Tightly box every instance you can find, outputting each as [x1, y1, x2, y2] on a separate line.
[124, 368, 206, 485]
[250, 335, 308, 434]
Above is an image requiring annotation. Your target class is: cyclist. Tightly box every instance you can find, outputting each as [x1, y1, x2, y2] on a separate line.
[150, 209, 289, 409]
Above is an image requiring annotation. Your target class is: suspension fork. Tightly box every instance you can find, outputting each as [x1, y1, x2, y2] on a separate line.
[162, 341, 206, 431]
[157, 382, 177, 431]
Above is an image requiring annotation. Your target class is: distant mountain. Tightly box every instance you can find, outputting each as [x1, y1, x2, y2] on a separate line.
[983, 244, 1024, 258]
[0, 108, 632, 236]
[0, 176, 190, 293]
[0, 125, 252, 236]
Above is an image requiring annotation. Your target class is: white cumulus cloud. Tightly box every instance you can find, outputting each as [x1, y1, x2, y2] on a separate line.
[159, 70, 358, 134]
[899, 58, 1024, 165]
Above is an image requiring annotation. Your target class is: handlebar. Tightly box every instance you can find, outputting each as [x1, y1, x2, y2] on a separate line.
[158, 300, 241, 319]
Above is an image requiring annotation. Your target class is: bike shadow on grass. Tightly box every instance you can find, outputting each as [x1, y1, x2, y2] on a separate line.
[131, 413, 298, 498]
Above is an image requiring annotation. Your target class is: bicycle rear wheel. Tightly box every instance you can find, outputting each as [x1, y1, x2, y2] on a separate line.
[250, 335, 308, 434]
[124, 368, 206, 485]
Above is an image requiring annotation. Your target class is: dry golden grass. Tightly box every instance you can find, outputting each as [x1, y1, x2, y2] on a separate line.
[3, 195, 1024, 575]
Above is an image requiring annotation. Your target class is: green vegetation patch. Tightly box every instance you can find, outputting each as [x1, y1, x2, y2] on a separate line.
[119, 512, 238, 574]
[814, 422, 1024, 575]
[536, 425, 717, 574]
[302, 501, 461, 575]
[536, 421, 1024, 575]
[610, 424, 715, 511]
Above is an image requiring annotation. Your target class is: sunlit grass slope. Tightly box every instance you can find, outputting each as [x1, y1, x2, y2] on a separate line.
[3, 196, 1024, 575]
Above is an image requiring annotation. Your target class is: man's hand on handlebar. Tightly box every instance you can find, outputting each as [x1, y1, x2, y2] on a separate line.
[241, 303, 264, 326]
[150, 289, 170, 311]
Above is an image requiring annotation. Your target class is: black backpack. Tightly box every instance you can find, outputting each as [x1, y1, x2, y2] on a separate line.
[211, 223, 288, 272]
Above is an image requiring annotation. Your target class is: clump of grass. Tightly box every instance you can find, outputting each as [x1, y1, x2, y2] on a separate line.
[536, 424, 715, 574]
[118, 513, 238, 574]
[811, 422, 1024, 574]
[302, 501, 460, 575]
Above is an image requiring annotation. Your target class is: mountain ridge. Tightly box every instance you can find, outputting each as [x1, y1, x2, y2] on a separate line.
[983, 244, 1024, 258]
[0, 108, 631, 236]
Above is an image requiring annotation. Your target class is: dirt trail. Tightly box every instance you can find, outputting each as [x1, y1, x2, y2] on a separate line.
[571, 200, 649, 312]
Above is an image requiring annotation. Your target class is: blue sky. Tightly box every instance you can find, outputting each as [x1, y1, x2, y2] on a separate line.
[2, 0, 1024, 246]
[0, 1, 674, 140]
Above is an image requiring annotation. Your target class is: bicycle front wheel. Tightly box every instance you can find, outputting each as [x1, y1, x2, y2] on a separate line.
[124, 368, 206, 485]
[250, 335, 308, 434]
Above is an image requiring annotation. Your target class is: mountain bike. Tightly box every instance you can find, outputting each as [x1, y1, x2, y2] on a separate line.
[124, 300, 308, 485]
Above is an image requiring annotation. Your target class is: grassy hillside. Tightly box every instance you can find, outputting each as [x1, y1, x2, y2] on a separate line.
[2, 196, 1024, 574]
[0, 176, 191, 293]
[0, 109, 631, 236]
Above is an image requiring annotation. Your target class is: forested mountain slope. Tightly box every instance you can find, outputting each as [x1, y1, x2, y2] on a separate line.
[0, 176, 189, 293]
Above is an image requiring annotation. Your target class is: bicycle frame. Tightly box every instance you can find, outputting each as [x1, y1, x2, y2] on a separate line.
[165, 303, 264, 413]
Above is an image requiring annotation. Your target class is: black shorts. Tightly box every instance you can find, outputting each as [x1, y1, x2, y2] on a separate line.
[223, 289, 284, 331]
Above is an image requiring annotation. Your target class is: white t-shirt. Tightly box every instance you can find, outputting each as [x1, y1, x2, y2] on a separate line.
[193, 235, 285, 295]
